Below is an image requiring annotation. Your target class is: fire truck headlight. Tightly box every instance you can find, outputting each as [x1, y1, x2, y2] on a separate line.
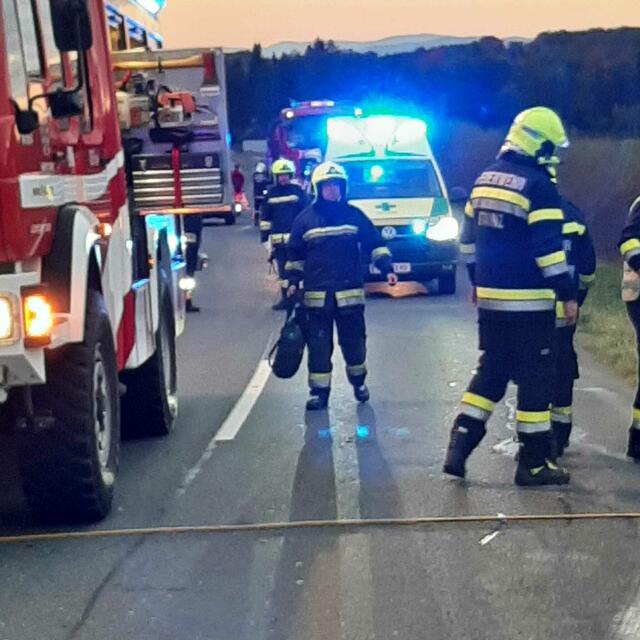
[23, 294, 53, 347]
[426, 216, 459, 242]
[0, 296, 16, 343]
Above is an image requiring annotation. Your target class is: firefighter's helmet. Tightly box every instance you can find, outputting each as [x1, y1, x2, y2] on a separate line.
[311, 161, 348, 197]
[502, 107, 569, 166]
[271, 158, 296, 175]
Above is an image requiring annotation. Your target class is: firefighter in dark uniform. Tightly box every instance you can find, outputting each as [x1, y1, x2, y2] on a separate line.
[260, 158, 308, 310]
[618, 196, 640, 461]
[549, 169, 596, 459]
[444, 107, 578, 486]
[286, 161, 398, 411]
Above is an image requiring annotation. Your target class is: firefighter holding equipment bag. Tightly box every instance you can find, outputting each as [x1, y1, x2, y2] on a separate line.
[285, 162, 398, 411]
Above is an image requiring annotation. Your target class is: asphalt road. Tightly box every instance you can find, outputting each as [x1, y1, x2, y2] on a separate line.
[1, 217, 640, 640]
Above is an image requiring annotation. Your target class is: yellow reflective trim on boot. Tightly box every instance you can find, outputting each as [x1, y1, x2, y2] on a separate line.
[633, 408, 640, 421]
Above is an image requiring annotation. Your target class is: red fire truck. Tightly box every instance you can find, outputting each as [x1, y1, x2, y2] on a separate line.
[0, 0, 208, 522]
[268, 100, 361, 184]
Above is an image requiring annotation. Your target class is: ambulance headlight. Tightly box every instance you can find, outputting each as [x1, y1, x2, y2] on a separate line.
[411, 219, 427, 235]
[426, 216, 459, 242]
[234, 203, 243, 214]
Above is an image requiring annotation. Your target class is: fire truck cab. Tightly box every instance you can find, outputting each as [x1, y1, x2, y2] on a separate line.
[268, 100, 361, 186]
[0, 0, 188, 522]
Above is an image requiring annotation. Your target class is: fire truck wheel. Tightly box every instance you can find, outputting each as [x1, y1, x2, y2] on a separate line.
[120, 287, 177, 438]
[18, 289, 120, 523]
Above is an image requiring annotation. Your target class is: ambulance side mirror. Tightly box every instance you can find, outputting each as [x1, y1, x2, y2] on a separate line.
[50, 0, 93, 52]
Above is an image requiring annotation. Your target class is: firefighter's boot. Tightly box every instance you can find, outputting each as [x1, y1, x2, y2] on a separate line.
[443, 418, 486, 479]
[354, 385, 370, 404]
[306, 389, 329, 412]
[515, 433, 570, 486]
[627, 428, 640, 462]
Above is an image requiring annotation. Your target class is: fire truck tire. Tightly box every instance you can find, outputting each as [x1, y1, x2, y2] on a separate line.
[17, 289, 120, 523]
[438, 270, 457, 295]
[225, 214, 236, 226]
[120, 287, 177, 438]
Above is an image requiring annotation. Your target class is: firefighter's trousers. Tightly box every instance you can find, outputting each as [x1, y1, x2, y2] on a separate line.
[184, 214, 203, 277]
[627, 300, 640, 428]
[273, 244, 288, 297]
[305, 301, 367, 393]
[551, 324, 579, 432]
[455, 313, 555, 467]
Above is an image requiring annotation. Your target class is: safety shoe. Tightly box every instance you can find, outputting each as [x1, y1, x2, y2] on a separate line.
[306, 391, 329, 412]
[443, 421, 486, 479]
[186, 299, 200, 313]
[354, 385, 370, 403]
[627, 428, 640, 462]
[514, 460, 570, 487]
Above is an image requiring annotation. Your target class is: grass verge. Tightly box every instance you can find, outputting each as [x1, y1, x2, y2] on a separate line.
[577, 263, 636, 385]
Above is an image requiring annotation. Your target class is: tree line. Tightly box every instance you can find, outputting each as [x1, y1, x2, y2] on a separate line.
[225, 28, 640, 142]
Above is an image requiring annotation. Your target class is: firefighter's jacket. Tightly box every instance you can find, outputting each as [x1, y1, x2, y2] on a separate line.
[619, 196, 640, 303]
[460, 152, 576, 318]
[286, 198, 393, 309]
[259, 183, 308, 246]
[556, 198, 596, 326]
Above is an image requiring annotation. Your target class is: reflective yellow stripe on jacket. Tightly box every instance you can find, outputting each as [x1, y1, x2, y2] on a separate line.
[303, 225, 359, 242]
[476, 287, 555, 312]
[470, 186, 531, 219]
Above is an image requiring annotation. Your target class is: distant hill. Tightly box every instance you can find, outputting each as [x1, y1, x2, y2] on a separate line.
[225, 34, 530, 57]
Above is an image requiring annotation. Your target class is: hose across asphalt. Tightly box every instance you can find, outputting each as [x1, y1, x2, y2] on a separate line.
[2, 511, 640, 545]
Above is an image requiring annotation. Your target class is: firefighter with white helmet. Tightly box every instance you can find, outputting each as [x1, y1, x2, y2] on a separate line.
[444, 107, 578, 486]
[286, 161, 398, 411]
[260, 158, 308, 310]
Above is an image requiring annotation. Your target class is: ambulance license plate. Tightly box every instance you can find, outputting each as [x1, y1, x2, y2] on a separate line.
[393, 263, 411, 274]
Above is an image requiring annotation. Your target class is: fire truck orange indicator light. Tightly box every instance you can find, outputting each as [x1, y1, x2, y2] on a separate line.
[24, 295, 53, 346]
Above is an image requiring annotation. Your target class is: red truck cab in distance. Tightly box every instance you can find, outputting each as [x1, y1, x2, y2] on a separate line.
[268, 100, 362, 180]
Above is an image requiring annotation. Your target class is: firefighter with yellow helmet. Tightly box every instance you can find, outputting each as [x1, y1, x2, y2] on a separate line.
[444, 107, 578, 486]
[260, 158, 308, 310]
[286, 161, 398, 411]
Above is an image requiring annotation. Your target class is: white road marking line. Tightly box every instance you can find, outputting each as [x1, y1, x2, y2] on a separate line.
[177, 357, 272, 496]
[609, 584, 640, 639]
[214, 359, 272, 441]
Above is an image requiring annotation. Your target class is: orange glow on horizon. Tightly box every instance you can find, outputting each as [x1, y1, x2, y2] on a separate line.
[160, 0, 638, 50]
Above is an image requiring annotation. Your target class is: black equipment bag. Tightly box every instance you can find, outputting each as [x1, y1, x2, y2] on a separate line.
[269, 303, 305, 379]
